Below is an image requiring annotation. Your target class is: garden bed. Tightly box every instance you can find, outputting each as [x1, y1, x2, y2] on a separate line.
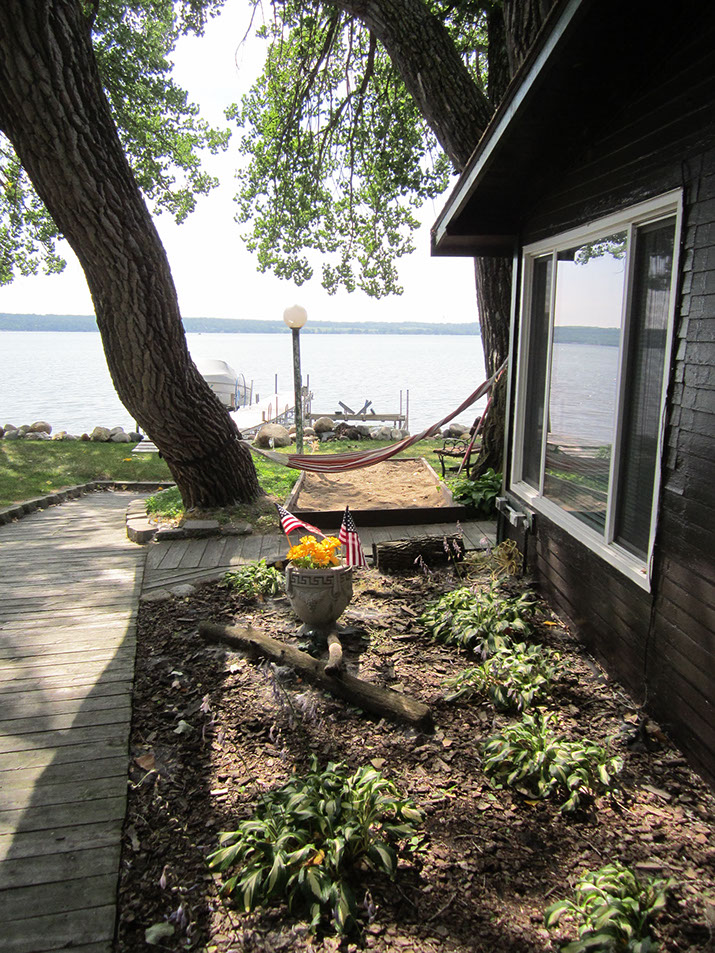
[116, 560, 715, 952]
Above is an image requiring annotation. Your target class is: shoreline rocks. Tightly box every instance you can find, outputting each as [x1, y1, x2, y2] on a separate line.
[1, 421, 143, 443]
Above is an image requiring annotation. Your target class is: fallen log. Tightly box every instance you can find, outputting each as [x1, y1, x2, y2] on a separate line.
[373, 533, 464, 572]
[198, 621, 432, 730]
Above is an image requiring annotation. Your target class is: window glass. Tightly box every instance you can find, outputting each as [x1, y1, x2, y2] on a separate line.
[615, 220, 675, 556]
[522, 256, 552, 488]
[543, 233, 626, 532]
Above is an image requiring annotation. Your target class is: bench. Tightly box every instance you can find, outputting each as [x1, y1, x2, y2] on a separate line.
[435, 437, 475, 479]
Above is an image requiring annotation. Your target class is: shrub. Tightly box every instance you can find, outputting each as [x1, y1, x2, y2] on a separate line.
[208, 758, 423, 934]
[419, 584, 534, 657]
[222, 559, 284, 598]
[449, 468, 502, 517]
[481, 711, 622, 811]
[444, 643, 559, 712]
[545, 862, 670, 951]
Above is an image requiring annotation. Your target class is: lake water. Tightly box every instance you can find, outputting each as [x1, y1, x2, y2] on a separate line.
[0, 331, 488, 437]
[0, 331, 617, 440]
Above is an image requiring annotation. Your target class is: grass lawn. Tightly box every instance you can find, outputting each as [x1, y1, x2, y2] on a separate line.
[0, 436, 455, 509]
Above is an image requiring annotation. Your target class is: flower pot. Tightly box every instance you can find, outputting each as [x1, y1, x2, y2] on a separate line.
[284, 565, 354, 632]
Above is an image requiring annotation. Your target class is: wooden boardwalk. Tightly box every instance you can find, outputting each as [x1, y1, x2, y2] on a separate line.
[143, 519, 496, 592]
[0, 492, 145, 953]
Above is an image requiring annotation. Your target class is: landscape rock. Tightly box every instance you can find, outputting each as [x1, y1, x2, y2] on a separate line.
[371, 426, 393, 440]
[110, 431, 132, 443]
[29, 420, 52, 434]
[17, 425, 31, 435]
[447, 422, 470, 437]
[254, 423, 291, 448]
[3, 423, 17, 432]
[91, 426, 111, 442]
[128, 432, 143, 442]
[355, 425, 372, 437]
[24, 432, 50, 441]
[3, 429, 20, 440]
[313, 416, 335, 434]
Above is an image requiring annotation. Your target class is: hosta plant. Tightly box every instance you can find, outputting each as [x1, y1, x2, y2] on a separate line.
[208, 758, 423, 934]
[222, 559, 284, 599]
[444, 643, 560, 712]
[419, 584, 534, 657]
[449, 468, 502, 518]
[545, 862, 670, 952]
[481, 711, 622, 811]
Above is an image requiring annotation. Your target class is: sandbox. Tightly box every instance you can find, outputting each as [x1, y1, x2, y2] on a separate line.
[286, 458, 469, 527]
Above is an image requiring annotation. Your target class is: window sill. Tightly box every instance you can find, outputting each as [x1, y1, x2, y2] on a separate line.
[510, 483, 652, 592]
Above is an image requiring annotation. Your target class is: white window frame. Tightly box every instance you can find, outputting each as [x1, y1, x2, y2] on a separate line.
[510, 191, 683, 590]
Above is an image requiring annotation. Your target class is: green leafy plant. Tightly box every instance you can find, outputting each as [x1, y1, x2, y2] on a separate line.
[222, 559, 284, 599]
[449, 468, 502, 517]
[208, 758, 423, 934]
[419, 584, 534, 657]
[444, 643, 559, 712]
[145, 485, 184, 520]
[481, 712, 622, 811]
[545, 862, 670, 951]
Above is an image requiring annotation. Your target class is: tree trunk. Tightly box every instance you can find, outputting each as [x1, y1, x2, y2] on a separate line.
[0, 0, 261, 508]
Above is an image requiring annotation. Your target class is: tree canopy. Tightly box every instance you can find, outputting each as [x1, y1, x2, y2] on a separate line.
[0, 0, 229, 285]
[232, 0, 492, 297]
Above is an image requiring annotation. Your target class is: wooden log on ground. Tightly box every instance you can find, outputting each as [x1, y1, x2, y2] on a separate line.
[198, 621, 432, 730]
[373, 533, 464, 572]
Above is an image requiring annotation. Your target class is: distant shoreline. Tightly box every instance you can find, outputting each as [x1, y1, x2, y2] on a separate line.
[0, 314, 619, 344]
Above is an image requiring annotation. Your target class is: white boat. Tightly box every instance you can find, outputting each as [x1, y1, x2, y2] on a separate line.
[195, 358, 252, 411]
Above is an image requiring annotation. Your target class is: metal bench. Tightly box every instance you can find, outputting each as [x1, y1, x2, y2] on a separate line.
[435, 437, 474, 479]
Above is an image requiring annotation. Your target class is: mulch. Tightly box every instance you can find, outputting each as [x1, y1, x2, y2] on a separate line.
[115, 560, 715, 952]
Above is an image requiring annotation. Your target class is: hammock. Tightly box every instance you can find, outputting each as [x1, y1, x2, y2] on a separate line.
[245, 360, 506, 474]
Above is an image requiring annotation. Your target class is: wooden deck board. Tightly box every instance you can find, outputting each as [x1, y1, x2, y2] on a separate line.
[0, 492, 145, 953]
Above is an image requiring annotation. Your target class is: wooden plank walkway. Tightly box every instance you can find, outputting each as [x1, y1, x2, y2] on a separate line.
[143, 519, 497, 592]
[0, 492, 146, 953]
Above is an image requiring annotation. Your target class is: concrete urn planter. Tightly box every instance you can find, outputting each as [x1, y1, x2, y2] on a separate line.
[284, 565, 353, 632]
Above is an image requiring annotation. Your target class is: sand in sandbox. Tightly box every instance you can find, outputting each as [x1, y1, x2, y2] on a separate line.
[294, 459, 449, 510]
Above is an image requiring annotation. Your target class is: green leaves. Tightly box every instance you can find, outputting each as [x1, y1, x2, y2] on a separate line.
[419, 584, 535, 656]
[233, 3, 461, 297]
[481, 712, 623, 812]
[444, 643, 560, 712]
[449, 468, 502, 517]
[545, 862, 670, 951]
[208, 757, 423, 934]
[222, 559, 284, 599]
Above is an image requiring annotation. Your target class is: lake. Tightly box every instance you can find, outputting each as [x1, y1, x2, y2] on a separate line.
[0, 331, 488, 437]
[0, 332, 617, 441]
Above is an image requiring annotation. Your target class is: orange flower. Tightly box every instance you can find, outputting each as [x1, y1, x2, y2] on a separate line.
[287, 535, 342, 568]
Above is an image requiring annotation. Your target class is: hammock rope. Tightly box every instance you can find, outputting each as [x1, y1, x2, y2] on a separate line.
[246, 360, 507, 474]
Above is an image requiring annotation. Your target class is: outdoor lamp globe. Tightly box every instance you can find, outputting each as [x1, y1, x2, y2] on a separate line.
[283, 305, 308, 329]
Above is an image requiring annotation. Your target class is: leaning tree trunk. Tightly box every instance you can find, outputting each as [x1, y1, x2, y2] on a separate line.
[328, 0, 554, 477]
[0, 0, 261, 508]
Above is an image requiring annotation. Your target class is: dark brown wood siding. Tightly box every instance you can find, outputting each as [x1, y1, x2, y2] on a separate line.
[504, 28, 715, 785]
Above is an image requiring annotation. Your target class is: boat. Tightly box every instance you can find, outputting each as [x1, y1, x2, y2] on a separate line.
[195, 358, 252, 411]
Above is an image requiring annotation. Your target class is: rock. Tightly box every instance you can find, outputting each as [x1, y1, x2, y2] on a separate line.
[80, 433, 91, 441]
[90, 426, 111, 441]
[52, 431, 67, 440]
[355, 425, 372, 437]
[3, 429, 20, 440]
[29, 420, 52, 434]
[254, 423, 291, 448]
[371, 426, 393, 440]
[109, 426, 124, 436]
[303, 426, 316, 437]
[313, 416, 335, 434]
[24, 432, 50, 440]
[128, 432, 143, 442]
[17, 425, 31, 435]
[110, 432, 132, 443]
[320, 432, 337, 442]
[447, 422, 470, 437]
[3, 423, 17, 432]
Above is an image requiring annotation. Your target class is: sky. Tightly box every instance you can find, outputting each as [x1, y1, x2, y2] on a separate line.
[0, 3, 480, 327]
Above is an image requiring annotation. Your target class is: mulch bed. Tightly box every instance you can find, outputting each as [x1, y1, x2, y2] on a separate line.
[115, 561, 715, 953]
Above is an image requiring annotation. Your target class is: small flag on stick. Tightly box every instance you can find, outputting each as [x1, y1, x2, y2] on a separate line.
[339, 505, 367, 567]
[275, 503, 325, 539]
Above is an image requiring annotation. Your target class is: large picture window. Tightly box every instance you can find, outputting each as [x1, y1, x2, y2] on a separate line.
[511, 194, 680, 585]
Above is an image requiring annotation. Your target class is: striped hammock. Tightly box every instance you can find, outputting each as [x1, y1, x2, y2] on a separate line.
[246, 361, 505, 474]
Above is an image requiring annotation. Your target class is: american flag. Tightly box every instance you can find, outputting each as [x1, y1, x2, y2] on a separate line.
[338, 506, 367, 567]
[275, 503, 325, 538]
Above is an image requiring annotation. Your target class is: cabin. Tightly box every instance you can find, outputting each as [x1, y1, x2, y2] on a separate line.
[433, 0, 715, 784]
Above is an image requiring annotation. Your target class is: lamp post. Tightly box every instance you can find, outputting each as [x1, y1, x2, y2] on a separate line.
[283, 304, 308, 454]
